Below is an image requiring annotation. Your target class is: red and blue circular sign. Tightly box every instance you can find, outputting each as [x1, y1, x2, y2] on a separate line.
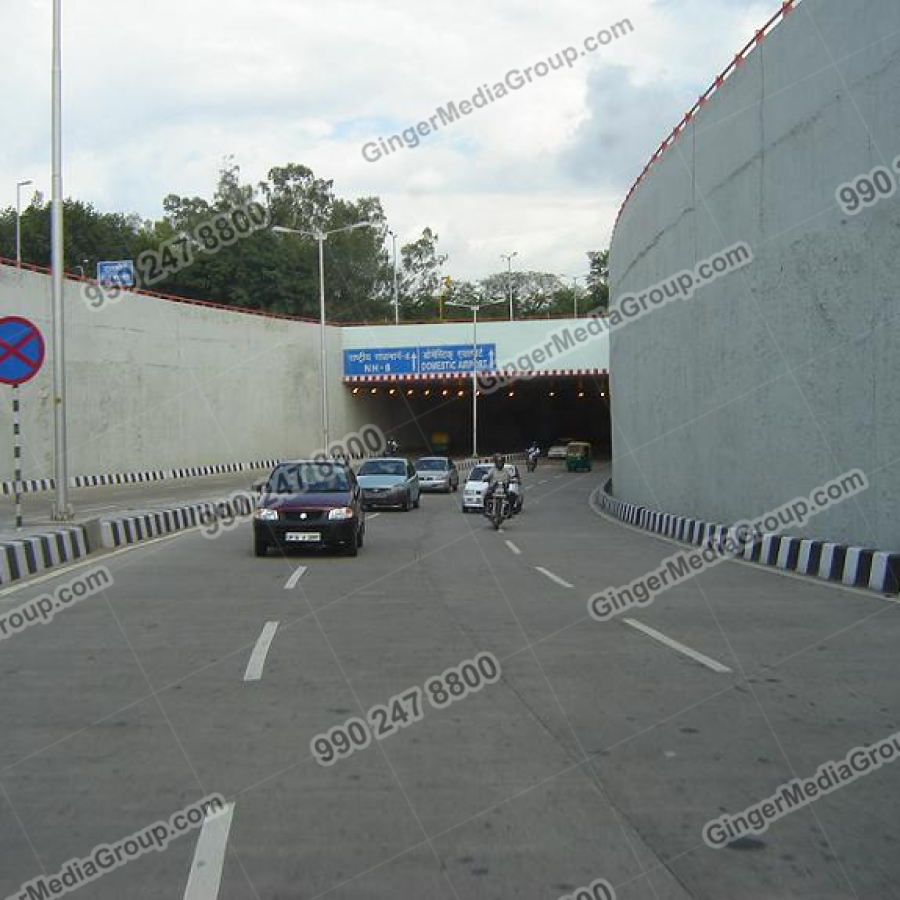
[0, 317, 45, 386]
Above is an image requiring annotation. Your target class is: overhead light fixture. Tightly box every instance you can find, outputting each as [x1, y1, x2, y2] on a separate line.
[424, 389, 431, 397]
[352, 387, 360, 395]
[370, 387, 378, 395]
[389, 388, 396, 396]
[508, 391, 515, 398]
[442, 388, 450, 396]
[406, 388, 414, 396]
[578, 391, 585, 398]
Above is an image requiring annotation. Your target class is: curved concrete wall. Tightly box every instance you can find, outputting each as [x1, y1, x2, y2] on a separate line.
[609, 0, 900, 551]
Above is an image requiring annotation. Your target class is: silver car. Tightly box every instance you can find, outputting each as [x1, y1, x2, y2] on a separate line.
[415, 457, 460, 493]
[357, 457, 421, 511]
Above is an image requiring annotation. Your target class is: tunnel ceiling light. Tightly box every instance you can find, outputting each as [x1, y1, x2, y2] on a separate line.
[457, 389, 465, 397]
[389, 388, 396, 395]
[352, 387, 360, 394]
[578, 391, 585, 398]
[549, 391, 556, 397]
[424, 389, 431, 397]
[600, 391, 606, 398]
[442, 388, 450, 396]
[406, 388, 414, 396]
[507, 391, 515, 398]
[370, 387, 378, 394]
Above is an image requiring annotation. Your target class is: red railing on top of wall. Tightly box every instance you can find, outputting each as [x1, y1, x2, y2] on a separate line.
[612, 0, 798, 235]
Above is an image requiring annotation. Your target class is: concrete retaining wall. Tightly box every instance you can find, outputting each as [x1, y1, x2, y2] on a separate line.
[609, 0, 900, 551]
[0, 267, 365, 481]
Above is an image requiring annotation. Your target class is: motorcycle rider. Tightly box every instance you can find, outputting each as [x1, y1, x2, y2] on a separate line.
[526, 441, 540, 471]
[386, 438, 400, 455]
[482, 453, 512, 516]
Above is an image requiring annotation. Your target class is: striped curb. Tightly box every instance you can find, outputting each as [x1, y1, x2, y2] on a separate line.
[597, 480, 900, 595]
[0, 528, 90, 586]
[100, 495, 255, 549]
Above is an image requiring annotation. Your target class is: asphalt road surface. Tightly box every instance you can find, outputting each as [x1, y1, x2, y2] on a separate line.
[0, 462, 898, 899]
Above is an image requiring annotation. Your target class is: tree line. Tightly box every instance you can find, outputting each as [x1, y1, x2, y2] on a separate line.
[0, 160, 608, 322]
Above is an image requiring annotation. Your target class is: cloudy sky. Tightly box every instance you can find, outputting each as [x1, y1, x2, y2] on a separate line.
[4, 0, 773, 280]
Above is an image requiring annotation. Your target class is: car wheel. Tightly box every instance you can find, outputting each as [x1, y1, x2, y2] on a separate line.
[413, 493, 420, 508]
[254, 536, 268, 557]
[401, 493, 410, 511]
[358, 523, 364, 548]
[345, 536, 359, 557]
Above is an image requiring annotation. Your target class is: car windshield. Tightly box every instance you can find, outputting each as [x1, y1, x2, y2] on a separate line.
[467, 465, 491, 482]
[358, 459, 406, 477]
[416, 459, 447, 471]
[265, 462, 349, 493]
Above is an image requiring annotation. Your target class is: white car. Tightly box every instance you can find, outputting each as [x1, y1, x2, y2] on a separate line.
[547, 438, 577, 460]
[462, 463, 523, 513]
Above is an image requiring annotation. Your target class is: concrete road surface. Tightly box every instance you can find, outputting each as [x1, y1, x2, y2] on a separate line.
[0, 462, 897, 899]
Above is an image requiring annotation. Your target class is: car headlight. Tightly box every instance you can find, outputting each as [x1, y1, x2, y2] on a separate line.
[328, 507, 354, 520]
[254, 508, 279, 521]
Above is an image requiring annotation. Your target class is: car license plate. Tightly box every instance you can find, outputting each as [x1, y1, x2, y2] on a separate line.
[286, 532, 320, 543]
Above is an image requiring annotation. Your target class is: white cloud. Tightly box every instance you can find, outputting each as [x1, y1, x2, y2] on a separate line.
[1, 0, 781, 279]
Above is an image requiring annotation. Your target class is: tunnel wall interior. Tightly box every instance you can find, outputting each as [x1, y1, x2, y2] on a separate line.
[0, 267, 360, 479]
[347, 377, 610, 459]
[609, 0, 900, 551]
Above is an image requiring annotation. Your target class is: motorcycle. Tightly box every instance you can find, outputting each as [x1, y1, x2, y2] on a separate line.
[526, 449, 539, 473]
[484, 484, 510, 530]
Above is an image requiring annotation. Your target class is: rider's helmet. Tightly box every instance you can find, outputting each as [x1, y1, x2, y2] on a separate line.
[493, 453, 505, 469]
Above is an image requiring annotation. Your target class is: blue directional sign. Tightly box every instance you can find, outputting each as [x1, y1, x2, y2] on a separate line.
[97, 260, 135, 286]
[344, 344, 496, 377]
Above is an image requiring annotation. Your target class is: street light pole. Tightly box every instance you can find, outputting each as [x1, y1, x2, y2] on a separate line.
[50, 0, 72, 521]
[15, 180, 33, 267]
[566, 273, 590, 318]
[501, 252, 518, 321]
[446, 296, 505, 458]
[388, 229, 399, 325]
[273, 221, 373, 452]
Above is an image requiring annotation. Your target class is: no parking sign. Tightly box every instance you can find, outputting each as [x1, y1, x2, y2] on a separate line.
[0, 317, 45, 385]
[0, 316, 45, 529]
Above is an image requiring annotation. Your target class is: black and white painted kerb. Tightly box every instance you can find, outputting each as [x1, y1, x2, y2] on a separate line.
[0, 528, 89, 585]
[597, 480, 900, 595]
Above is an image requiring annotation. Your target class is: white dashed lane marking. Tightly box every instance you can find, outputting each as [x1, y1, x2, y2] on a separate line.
[623, 618, 732, 674]
[243, 622, 280, 681]
[535, 567, 574, 589]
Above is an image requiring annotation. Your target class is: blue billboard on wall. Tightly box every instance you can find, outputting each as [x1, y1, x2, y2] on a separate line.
[343, 344, 496, 377]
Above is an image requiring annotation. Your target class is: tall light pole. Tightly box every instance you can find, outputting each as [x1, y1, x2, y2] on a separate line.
[446, 296, 505, 458]
[567, 273, 590, 318]
[500, 251, 518, 321]
[387, 229, 399, 325]
[15, 180, 33, 267]
[273, 221, 373, 450]
[50, 0, 72, 521]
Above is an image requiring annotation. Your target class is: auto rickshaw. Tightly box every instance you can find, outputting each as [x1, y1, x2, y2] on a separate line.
[565, 441, 592, 472]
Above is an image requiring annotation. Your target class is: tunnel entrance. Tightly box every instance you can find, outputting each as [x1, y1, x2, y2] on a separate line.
[347, 375, 610, 459]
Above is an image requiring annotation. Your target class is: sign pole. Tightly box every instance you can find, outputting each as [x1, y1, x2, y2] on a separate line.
[12, 385, 22, 530]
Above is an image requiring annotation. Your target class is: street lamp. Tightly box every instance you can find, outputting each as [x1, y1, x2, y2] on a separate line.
[500, 251, 518, 321]
[272, 221, 373, 450]
[566, 273, 590, 318]
[15, 180, 33, 267]
[446, 295, 505, 458]
[387, 229, 399, 325]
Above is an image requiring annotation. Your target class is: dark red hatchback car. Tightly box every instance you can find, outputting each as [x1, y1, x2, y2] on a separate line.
[252, 460, 366, 557]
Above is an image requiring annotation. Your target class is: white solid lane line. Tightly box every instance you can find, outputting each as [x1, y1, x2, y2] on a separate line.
[623, 618, 733, 674]
[284, 565, 307, 589]
[505, 540, 522, 555]
[244, 622, 280, 681]
[183, 803, 235, 900]
[535, 567, 574, 589]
